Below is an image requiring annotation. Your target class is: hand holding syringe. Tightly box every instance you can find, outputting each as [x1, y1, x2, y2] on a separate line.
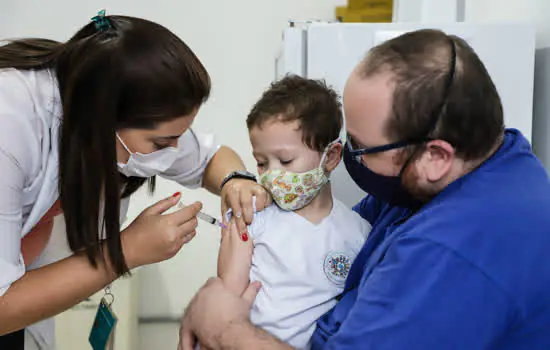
[177, 201, 228, 229]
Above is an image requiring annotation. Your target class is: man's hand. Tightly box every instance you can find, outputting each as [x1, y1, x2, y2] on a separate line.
[178, 278, 261, 350]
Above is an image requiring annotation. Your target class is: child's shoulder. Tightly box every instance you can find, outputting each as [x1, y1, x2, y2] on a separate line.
[331, 198, 363, 220]
[330, 198, 373, 235]
[249, 203, 278, 224]
[246, 203, 285, 238]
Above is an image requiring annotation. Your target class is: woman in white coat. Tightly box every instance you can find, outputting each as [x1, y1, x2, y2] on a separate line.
[0, 12, 269, 349]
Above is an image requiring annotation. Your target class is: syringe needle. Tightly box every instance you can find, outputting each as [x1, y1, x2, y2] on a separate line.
[177, 201, 227, 229]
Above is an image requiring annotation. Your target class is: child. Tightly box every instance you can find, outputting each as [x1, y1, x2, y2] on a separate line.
[221, 75, 371, 349]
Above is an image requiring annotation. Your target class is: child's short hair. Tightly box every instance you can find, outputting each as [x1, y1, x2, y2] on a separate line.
[246, 75, 343, 152]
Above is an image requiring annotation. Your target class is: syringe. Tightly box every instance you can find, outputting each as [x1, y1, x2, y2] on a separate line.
[177, 201, 228, 229]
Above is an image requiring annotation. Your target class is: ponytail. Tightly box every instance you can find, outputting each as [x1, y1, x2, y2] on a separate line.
[0, 38, 62, 70]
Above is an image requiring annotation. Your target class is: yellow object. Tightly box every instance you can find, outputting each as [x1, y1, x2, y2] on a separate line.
[347, 0, 393, 11]
[336, 5, 393, 23]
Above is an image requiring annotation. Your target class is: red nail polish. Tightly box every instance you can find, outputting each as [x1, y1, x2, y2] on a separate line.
[241, 232, 249, 242]
[172, 192, 181, 197]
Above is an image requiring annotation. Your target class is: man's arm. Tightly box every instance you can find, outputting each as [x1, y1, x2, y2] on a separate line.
[179, 278, 292, 350]
[217, 321, 292, 350]
[322, 236, 513, 349]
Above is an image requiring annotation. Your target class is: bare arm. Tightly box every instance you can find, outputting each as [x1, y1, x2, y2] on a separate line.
[217, 219, 253, 296]
[0, 195, 202, 335]
[0, 243, 118, 335]
[218, 321, 293, 350]
[183, 210, 290, 350]
[202, 146, 246, 195]
[179, 278, 293, 350]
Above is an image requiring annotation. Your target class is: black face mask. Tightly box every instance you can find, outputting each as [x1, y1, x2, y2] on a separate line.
[343, 145, 422, 209]
[344, 36, 457, 209]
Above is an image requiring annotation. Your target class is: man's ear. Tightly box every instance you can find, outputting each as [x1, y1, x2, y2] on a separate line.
[418, 140, 455, 182]
[324, 143, 343, 172]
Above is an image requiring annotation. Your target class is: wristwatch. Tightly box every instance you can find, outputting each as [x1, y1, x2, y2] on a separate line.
[220, 170, 257, 190]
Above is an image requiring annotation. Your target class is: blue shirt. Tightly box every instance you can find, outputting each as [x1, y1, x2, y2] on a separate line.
[311, 129, 550, 349]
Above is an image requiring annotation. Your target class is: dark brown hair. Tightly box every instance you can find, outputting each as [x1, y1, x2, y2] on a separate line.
[247, 75, 342, 152]
[0, 15, 211, 276]
[360, 29, 504, 160]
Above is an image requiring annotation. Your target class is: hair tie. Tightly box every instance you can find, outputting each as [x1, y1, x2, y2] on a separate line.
[91, 9, 113, 31]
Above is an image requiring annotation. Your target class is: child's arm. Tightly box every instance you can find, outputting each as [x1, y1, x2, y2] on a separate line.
[217, 218, 254, 296]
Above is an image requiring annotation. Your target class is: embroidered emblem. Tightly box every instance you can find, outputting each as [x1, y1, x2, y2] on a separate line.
[324, 251, 352, 285]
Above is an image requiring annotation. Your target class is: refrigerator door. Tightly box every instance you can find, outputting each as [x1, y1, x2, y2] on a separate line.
[275, 26, 307, 79]
[304, 22, 535, 208]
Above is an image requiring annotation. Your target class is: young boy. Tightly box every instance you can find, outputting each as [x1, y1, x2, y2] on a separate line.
[221, 75, 371, 349]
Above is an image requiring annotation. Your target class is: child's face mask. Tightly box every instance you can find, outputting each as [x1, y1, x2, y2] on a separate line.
[260, 139, 340, 211]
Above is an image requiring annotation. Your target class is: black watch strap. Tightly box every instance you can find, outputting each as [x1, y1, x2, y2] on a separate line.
[220, 170, 257, 190]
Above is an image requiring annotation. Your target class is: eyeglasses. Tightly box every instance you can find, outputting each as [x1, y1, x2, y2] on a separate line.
[345, 134, 431, 163]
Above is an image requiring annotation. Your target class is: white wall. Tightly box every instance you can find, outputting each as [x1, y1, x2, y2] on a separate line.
[1, 1, 344, 348]
[394, 0, 550, 169]
[463, 0, 550, 170]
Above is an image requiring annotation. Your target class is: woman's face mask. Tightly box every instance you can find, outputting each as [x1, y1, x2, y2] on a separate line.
[115, 113, 196, 178]
[116, 133, 179, 178]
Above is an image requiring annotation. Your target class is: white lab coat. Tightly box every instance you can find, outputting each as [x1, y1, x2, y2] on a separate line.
[0, 68, 220, 349]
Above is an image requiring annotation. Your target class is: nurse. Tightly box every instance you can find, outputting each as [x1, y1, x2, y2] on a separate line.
[179, 29, 550, 349]
[0, 12, 269, 349]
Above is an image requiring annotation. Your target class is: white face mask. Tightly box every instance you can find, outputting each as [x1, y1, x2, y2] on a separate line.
[116, 133, 179, 178]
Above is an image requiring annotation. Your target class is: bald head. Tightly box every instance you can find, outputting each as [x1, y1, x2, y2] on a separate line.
[348, 29, 503, 162]
[360, 29, 459, 79]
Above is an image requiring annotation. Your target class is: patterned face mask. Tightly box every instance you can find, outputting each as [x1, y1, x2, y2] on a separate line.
[260, 140, 340, 211]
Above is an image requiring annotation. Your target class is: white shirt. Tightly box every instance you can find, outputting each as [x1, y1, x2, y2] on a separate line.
[0, 68, 219, 348]
[246, 199, 371, 349]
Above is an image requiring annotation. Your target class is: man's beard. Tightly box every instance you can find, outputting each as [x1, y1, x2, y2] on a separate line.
[401, 162, 438, 204]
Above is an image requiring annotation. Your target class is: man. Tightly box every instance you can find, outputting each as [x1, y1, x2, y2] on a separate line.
[179, 29, 550, 350]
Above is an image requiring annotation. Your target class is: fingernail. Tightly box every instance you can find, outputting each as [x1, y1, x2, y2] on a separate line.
[241, 232, 249, 242]
[173, 192, 181, 197]
[235, 211, 242, 218]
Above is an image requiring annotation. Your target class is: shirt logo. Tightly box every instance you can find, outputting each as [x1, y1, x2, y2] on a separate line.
[324, 251, 352, 285]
